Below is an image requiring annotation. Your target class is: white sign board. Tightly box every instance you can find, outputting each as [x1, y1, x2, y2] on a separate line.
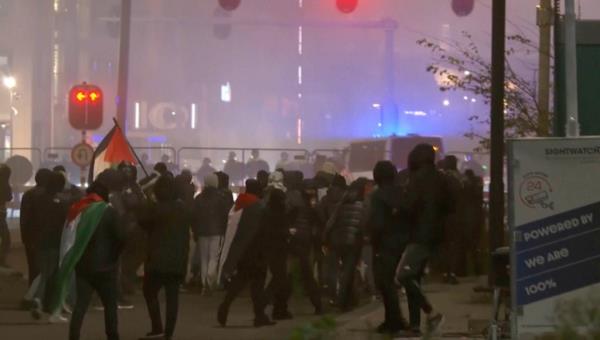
[508, 137, 600, 339]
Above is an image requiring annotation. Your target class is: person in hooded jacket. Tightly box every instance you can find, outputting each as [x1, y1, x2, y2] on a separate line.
[20, 168, 52, 285]
[31, 172, 69, 321]
[256, 170, 270, 198]
[196, 158, 217, 186]
[174, 169, 196, 212]
[215, 171, 234, 212]
[439, 155, 466, 284]
[323, 178, 368, 311]
[316, 174, 347, 300]
[463, 169, 485, 275]
[0, 164, 12, 268]
[192, 173, 228, 293]
[117, 164, 147, 296]
[138, 175, 192, 340]
[139, 163, 169, 202]
[368, 161, 410, 335]
[284, 174, 323, 315]
[217, 179, 274, 328]
[262, 171, 294, 320]
[53, 165, 84, 207]
[69, 178, 126, 340]
[395, 144, 447, 337]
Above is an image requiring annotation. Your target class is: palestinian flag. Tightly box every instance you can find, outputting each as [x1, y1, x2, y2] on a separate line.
[88, 123, 137, 182]
[47, 193, 108, 314]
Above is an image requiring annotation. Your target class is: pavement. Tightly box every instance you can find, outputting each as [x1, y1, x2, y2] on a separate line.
[0, 228, 493, 340]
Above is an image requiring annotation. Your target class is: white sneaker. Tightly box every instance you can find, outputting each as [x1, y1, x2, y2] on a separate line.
[48, 313, 69, 323]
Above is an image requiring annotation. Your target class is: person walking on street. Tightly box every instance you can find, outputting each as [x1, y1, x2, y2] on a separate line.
[20, 169, 52, 286]
[316, 174, 347, 302]
[217, 179, 275, 328]
[368, 161, 411, 335]
[263, 171, 293, 320]
[175, 169, 196, 212]
[139, 175, 192, 340]
[285, 175, 323, 315]
[0, 164, 12, 268]
[117, 164, 147, 296]
[323, 178, 368, 312]
[463, 169, 485, 275]
[192, 173, 228, 294]
[395, 144, 448, 337]
[215, 171, 234, 212]
[439, 155, 466, 283]
[31, 172, 69, 322]
[67, 177, 126, 340]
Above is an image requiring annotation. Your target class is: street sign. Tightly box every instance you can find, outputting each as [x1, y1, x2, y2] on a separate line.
[508, 137, 600, 339]
[71, 142, 94, 168]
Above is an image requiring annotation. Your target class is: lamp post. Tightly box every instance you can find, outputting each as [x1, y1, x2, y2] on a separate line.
[3, 76, 15, 157]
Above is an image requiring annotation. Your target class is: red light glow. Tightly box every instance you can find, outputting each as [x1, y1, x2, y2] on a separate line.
[76, 91, 87, 102]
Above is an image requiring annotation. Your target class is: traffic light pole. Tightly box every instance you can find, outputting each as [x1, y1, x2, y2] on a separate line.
[489, 0, 506, 282]
[81, 129, 87, 186]
[116, 0, 132, 132]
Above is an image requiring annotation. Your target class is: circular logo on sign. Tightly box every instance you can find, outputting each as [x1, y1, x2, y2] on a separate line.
[519, 172, 554, 210]
[71, 143, 94, 168]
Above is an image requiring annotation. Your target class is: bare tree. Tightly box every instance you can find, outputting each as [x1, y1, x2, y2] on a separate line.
[418, 32, 549, 151]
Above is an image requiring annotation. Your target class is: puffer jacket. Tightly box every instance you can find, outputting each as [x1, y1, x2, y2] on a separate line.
[288, 190, 319, 246]
[325, 191, 366, 248]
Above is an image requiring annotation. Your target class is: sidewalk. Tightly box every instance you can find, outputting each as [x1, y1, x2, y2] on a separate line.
[332, 277, 492, 340]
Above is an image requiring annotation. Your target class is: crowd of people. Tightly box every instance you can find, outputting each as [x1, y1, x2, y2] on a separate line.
[0, 143, 485, 340]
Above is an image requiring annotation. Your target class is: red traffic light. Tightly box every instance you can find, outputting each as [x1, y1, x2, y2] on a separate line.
[336, 0, 358, 14]
[452, 0, 475, 17]
[69, 84, 103, 130]
[218, 0, 241, 11]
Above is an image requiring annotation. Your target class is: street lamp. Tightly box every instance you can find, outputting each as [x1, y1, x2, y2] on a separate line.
[2, 76, 16, 157]
[2, 76, 15, 89]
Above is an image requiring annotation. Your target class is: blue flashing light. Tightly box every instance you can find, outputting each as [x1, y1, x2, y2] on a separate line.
[91, 134, 103, 144]
[147, 135, 168, 144]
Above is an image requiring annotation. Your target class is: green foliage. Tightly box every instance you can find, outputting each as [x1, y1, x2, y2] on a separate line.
[289, 316, 338, 340]
[418, 31, 551, 151]
[552, 293, 600, 339]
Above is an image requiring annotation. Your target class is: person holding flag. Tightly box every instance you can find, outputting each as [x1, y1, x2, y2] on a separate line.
[49, 177, 125, 340]
[51, 120, 142, 340]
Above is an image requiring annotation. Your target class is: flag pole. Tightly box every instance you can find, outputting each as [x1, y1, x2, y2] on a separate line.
[112, 118, 150, 178]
